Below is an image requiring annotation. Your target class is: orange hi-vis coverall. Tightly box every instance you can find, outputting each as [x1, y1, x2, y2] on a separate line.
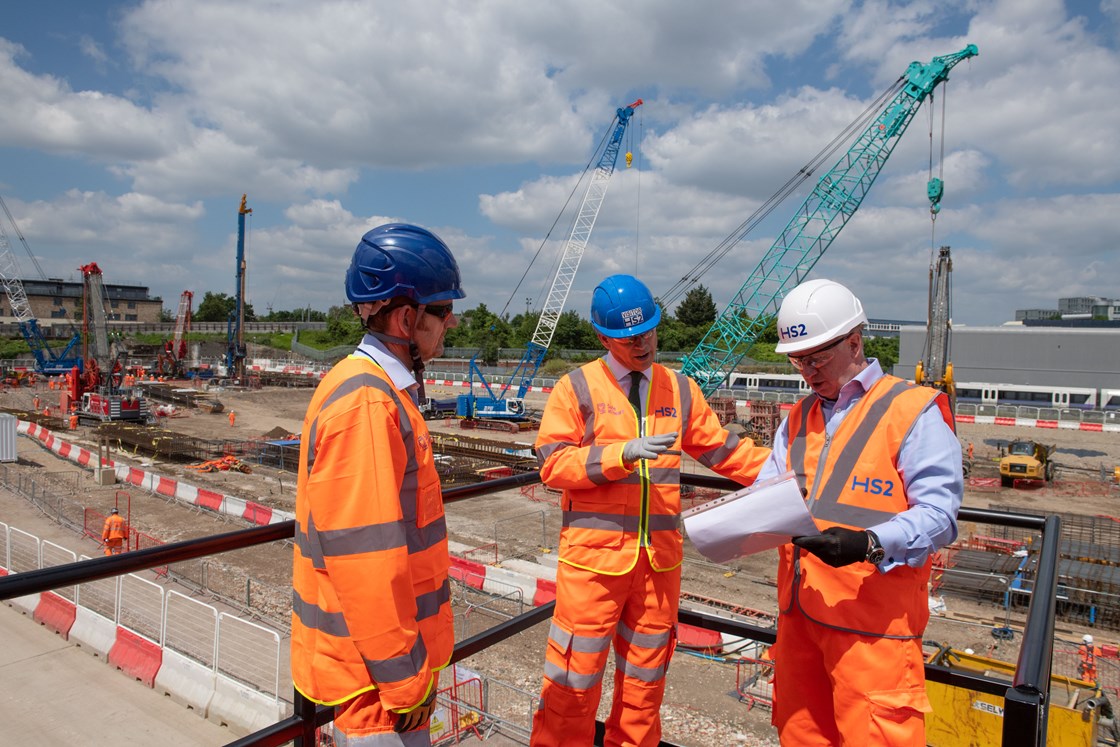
[101, 513, 127, 555]
[531, 358, 769, 747]
[773, 375, 955, 746]
[291, 352, 453, 744]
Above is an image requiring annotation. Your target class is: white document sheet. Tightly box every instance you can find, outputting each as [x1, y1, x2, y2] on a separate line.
[682, 472, 820, 563]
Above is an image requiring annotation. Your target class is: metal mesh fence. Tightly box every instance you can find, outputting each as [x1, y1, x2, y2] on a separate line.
[217, 613, 281, 697]
[165, 590, 219, 666]
[119, 573, 165, 644]
[40, 540, 78, 601]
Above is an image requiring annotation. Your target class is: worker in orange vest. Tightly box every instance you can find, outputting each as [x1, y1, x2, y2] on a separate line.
[291, 223, 464, 743]
[1080, 634, 1098, 683]
[968, 442, 975, 460]
[228, 410, 236, 427]
[101, 507, 128, 555]
[530, 275, 770, 747]
[756, 279, 962, 746]
[32, 395, 40, 411]
[69, 413, 79, 430]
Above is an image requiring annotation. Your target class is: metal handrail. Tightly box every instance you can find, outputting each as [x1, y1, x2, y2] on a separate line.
[0, 471, 1058, 747]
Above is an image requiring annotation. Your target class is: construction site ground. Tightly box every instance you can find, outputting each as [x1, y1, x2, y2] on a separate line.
[5, 379, 1120, 747]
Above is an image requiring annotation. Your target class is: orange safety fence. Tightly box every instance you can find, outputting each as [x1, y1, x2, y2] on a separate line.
[735, 656, 774, 711]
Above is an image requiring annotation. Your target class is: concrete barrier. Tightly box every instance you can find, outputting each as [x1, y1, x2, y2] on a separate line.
[208, 673, 287, 736]
[69, 606, 117, 659]
[155, 648, 216, 717]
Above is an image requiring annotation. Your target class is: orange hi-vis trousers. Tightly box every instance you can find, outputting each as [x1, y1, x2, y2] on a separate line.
[531, 552, 679, 747]
[771, 603, 931, 746]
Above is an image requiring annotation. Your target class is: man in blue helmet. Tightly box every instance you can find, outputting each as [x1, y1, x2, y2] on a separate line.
[530, 274, 770, 747]
[292, 223, 463, 745]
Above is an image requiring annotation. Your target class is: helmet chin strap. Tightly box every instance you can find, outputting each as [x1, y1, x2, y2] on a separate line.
[367, 314, 427, 403]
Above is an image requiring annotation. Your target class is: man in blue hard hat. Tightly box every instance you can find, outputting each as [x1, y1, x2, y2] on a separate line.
[530, 274, 770, 747]
[292, 223, 463, 745]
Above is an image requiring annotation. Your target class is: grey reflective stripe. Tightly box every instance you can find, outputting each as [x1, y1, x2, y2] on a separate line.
[544, 660, 605, 690]
[585, 444, 609, 486]
[416, 579, 451, 621]
[315, 520, 408, 556]
[618, 467, 680, 485]
[614, 654, 666, 683]
[811, 380, 914, 527]
[673, 372, 693, 426]
[788, 394, 817, 494]
[366, 635, 428, 684]
[617, 621, 671, 649]
[563, 511, 639, 532]
[536, 440, 572, 465]
[697, 431, 740, 468]
[647, 514, 680, 532]
[334, 726, 432, 746]
[296, 513, 328, 570]
[548, 621, 611, 653]
[292, 590, 349, 637]
[561, 511, 678, 533]
[567, 368, 596, 446]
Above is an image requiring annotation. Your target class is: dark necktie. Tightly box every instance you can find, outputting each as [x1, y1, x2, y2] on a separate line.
[628, 372, 643, 416]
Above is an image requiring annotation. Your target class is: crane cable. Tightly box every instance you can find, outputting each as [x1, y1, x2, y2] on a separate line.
[495, 112, 622, 322]
[632, 105, 643, 275]
[659, 75, 906, 308]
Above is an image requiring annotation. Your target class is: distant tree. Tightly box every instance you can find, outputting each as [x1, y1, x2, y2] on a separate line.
[674, 286, 717, 327]
[324, 305, 363, 345]
[552, 310, 598, 350]
[863, 336, 899, 370]
[194, 291, 256, 322]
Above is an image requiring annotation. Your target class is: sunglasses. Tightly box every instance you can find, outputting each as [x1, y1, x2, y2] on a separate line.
[421, 303, 455, 320]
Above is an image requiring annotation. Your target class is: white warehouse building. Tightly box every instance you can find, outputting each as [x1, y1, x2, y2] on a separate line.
[893, 325, 1120, 392]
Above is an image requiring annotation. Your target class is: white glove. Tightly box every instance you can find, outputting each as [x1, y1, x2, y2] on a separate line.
[622, 432, 678, 464]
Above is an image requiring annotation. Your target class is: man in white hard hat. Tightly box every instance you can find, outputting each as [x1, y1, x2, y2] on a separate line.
[755, 278, 963, 745]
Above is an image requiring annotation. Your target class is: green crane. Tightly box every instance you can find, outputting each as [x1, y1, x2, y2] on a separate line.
[679, 44, 978, 395]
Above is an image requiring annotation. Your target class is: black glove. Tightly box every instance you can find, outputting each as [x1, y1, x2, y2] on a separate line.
[792, 527, 869, 568]
[393, 689, 436, 733]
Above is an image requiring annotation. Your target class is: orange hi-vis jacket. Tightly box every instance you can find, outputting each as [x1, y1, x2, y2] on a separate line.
[291, 355, 453, 711]
[779, 375, 955, 638]
[102, 513, 127, 542]
[536, 359, 769, 575]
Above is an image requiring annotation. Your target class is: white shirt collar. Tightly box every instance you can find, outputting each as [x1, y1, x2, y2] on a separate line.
[355, 333, 417, 392]
[602, 351, 652, 385]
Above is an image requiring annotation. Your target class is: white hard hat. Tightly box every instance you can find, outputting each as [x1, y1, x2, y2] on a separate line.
[1084, 634, 1094, 645]
[774, 278, 868, 354]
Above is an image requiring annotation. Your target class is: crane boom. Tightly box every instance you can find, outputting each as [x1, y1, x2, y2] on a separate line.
[457, 99, 642, 422]
[0, 229, 82, 375]
[681, 44, 977, 395]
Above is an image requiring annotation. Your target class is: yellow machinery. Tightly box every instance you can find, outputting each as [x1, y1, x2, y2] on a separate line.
[925, 647, 1102, 747]
[999, 439, 1055, 488]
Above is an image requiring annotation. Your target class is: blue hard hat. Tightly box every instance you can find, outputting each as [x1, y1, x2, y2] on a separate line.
[590, 274, 661, 338]
[345, 223, 466, 304]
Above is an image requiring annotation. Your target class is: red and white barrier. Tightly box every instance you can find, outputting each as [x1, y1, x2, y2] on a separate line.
[109, 627, 163, 687]
[955, 414, 1120, 432]
[17, 421, 293, 526]
[33, 591, 76, 638]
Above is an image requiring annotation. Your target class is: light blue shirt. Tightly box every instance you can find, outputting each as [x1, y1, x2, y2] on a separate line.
[756, 359, 963, 572]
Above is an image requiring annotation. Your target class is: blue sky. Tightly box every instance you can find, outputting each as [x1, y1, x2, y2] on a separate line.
[1, 0, 1118, 327]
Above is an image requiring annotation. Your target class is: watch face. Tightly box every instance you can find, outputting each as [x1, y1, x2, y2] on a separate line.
[868, 547, 885, 564]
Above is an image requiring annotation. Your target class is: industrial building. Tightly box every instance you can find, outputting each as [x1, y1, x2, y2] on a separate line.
[895, 325, 1120, 390]
[0, 277, 162, 326]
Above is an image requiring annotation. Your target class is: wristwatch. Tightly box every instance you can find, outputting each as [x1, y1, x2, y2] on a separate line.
[865, 530, 885, 564]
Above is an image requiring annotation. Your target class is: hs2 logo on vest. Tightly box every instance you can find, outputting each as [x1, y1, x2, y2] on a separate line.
[780, 323, 808, 340]
[850, 475, 894, 496]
